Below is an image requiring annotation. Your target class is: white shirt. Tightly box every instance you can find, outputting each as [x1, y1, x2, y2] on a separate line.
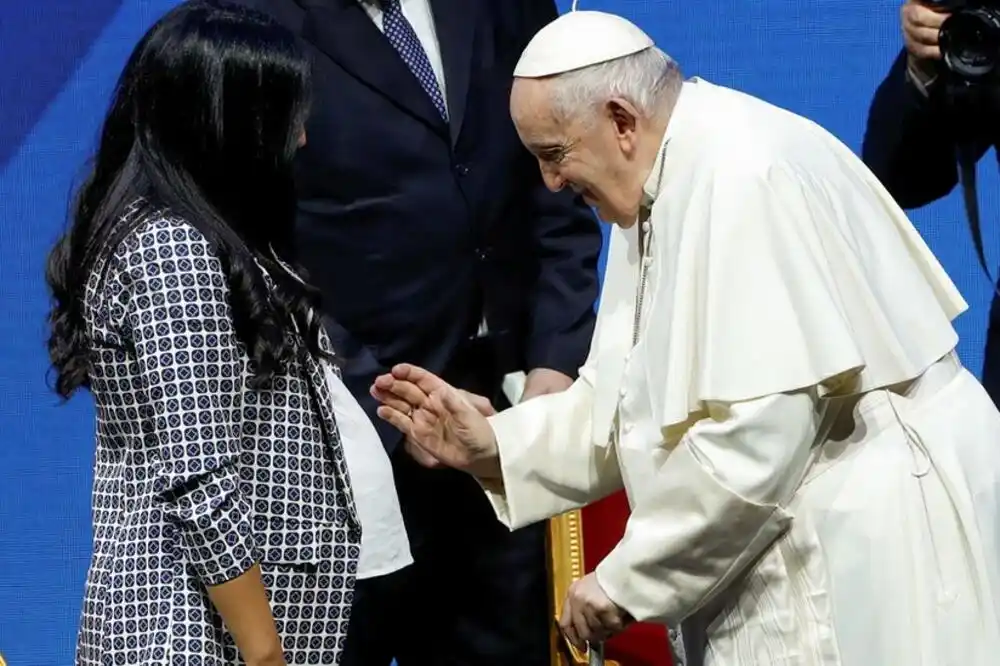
[322, 362, 412, 579]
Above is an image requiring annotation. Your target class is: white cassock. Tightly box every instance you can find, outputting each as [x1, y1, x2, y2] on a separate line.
[484, 78, 1000, 665]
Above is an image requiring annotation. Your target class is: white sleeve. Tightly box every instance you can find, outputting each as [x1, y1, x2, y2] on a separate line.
[595, 389, 820, 624]
[482, 372, 623, 529]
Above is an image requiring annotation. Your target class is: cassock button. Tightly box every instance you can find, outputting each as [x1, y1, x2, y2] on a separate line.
[641, 221, 651, 233]
[643, 256, 653, 267]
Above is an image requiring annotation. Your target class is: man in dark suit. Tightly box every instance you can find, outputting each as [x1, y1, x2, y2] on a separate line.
[230, 1, 602, 664]
[863, 0, 1000, 404]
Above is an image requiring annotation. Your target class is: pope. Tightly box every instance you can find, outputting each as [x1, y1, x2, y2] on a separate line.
[372, 10, 1000, 665]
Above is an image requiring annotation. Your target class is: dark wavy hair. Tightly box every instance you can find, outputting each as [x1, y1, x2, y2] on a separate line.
[46, 0, 327, 399]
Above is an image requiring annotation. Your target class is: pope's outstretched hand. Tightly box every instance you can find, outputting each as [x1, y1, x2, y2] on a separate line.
[371, 364, 502, 479]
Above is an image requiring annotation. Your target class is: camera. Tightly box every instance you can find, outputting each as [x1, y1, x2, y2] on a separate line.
[935, 0, 1000, 81]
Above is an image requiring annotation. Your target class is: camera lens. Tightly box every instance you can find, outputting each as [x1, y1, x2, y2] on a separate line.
[940, 8, 1000, 79]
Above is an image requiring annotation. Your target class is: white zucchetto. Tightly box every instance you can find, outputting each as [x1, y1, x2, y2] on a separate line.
[513, 11, 654, 78]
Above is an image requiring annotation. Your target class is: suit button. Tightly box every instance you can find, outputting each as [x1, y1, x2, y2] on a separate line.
[476, 248, 489, 260]
[455, 164, 470, 176]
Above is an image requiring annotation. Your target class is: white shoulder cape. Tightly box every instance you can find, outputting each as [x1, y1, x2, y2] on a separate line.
[593, 79, 967, 439]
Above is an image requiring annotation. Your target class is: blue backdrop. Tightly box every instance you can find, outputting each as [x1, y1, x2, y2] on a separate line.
[2, 1, 997, 663]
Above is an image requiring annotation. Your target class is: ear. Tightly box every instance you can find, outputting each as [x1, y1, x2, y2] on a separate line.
[607, 98, 639, 138]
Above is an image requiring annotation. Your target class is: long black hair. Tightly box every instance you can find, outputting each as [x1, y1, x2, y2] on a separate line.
[46, 0, 326, 399]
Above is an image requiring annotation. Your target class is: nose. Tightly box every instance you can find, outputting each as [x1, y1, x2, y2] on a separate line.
[539, 163, 566, 192]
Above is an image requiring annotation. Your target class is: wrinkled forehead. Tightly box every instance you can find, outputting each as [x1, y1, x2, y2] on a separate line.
[510, 78, 563, 143]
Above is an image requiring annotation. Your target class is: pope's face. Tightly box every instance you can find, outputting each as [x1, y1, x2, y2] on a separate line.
[510, 78, 646, 227]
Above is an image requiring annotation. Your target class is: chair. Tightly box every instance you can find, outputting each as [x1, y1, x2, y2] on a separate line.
[547, 491, 674, 666]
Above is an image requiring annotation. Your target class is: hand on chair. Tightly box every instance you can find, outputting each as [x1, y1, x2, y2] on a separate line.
[560, 573, 632, 651]
[371, 364, 501, 479]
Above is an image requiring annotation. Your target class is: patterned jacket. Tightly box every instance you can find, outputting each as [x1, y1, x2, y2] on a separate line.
[75, 207, 361, 665]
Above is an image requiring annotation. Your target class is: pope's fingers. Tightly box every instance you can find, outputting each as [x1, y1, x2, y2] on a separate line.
[582, 604, 607, 637]
[369, 386, 415, 415]
[376, 404, 413, 436]
[390, 363, 449, 394]
[571, 605, 592, 649]
[380, 378, 430, 409]
[372, 373, 395, 390]
[559, 599, 584, 651]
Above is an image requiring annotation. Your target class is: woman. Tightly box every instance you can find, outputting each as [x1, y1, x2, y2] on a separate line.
[45, 2, 378, 664]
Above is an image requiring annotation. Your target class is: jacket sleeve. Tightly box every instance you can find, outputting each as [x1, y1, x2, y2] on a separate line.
[513, 0, 603, 379]
[594, 390, 820, 624]
[862, 49, 991, 208]
[113, 219, 260, 586]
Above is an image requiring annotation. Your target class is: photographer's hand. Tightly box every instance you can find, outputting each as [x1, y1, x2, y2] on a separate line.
[902, 1, 948, 61]
[901, 1, 949, 91]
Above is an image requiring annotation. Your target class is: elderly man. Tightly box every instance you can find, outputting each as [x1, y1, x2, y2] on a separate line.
[373, 10, 1000, 666]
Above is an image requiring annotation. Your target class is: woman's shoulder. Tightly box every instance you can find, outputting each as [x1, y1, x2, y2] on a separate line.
[115, 202, 216, 263]
[103, 201, 224, 287]
[88, 202, 230, 327]
[88, 201, 237, 337]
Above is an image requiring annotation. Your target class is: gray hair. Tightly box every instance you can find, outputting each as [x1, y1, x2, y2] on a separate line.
[546, 47, 682, 123]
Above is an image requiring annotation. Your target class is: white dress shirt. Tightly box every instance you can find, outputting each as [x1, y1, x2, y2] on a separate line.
[322, 362, 413, 579]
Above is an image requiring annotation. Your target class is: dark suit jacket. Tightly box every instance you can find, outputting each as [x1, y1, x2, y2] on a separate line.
[235, 0, 602, 453]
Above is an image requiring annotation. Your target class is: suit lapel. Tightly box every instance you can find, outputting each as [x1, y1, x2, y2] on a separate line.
[300, 0, 447, 137]
[428, 0, 476, 145]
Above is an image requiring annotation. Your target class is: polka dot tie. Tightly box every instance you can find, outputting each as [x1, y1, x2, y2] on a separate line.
[381, 0, 448, 120]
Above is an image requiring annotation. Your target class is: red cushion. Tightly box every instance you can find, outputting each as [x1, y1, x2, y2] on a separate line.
[580, 492, 673, 666]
